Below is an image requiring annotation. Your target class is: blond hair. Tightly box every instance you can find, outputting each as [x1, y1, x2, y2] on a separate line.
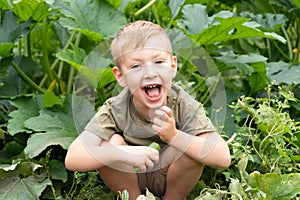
[110, 20, 172, 67]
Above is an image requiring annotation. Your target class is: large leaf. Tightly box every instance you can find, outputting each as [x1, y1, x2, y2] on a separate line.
[24, 95, 95, 158]
[0, 10, 30, 57]
[0, 10, 31, 43]
[249, 172, 300, 199]
[0, 175, 51, 200]
[57, 45, 112, 87]
[178, 4, 213, 34]
[10, 0, 52, 21]
[48, 159, 67, 182]
[177, 4, 286, 45]
[168, 0, 185, 19]
[53, 0, 126, 41]
[24, 97, 76, 158]
[8, 96, 41, 136]
[240, 12, 288, 31]
[267, 61, 300, 84]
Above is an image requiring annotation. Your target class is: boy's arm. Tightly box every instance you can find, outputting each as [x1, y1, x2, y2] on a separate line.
[169, 130, 231, 168]
[65, 130, 159, 172]
[152, 106, 231, 168]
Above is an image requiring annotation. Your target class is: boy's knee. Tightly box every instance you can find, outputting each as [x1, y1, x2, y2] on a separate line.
[109, 134, 127, 145]
[175, 153, 204, 170]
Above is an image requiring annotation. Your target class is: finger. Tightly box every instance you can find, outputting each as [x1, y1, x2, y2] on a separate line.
[160, 106, 173, 118]
[149, 151, 159, 164]
[152, 123, 163, 133]
[145, 158, 155, 169]
[152, 117, 165, 127]
[154, 109, 167, 120]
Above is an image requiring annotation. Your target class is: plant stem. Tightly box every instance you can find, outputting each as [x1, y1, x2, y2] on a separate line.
[24, 34, 31, 58]
[272, 40, 291, 61]
[42, 17, 54, 81]
[281, 25, 293, 60]
[11, 61, 45, 93]
[39, 32, 76, 88]
[134, 0, 157, 16]
[67, 32, 82, 93]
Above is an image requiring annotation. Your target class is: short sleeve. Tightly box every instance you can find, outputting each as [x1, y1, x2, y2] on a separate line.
[179, 101, 215, 135]
[174, 86, 215, 135]
[84, 101, 119, 140]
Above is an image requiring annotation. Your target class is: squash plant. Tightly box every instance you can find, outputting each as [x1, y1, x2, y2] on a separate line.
[0, 0, 300, 199]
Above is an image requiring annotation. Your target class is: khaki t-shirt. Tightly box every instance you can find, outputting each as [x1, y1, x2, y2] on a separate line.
[84, 84, 215, 148]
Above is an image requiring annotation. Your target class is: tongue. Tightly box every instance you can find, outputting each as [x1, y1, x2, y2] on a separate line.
[146, 87, 160, 97]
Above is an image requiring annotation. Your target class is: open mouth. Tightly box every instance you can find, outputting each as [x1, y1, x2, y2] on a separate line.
[143, 84, 162, 100]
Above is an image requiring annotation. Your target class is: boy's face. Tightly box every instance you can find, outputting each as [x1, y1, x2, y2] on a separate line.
[112, 36, 177, 112]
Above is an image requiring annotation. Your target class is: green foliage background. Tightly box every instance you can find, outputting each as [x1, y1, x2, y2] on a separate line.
[0, 0, 300, 199]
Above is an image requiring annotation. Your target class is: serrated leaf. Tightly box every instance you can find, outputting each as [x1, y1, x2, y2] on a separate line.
[0, 43, 14, 57]
[24, 129, 76, 158]
[12, 0, 51, 21]
[177, 5, 286, 45]
[48, 159, 67, 182]
[168, 0, 184, 19]
[42, 91, 64, 108]
[240, 12, 288, 31]
[249, 172, 300, 199]
[8, 96, 40, 136]
[53, 0, 126, 41]
[0, 175, 51, 200]
[267, 62, 300, 84]
[56, 45, 87, 70]
[193, 17, 286, 45]
[178, 4, 213, 34]
[0, 10, 31, 43]
[24, 95, 95, 157]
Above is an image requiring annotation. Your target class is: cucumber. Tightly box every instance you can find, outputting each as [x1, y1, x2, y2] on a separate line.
[148, 142, 161, 150]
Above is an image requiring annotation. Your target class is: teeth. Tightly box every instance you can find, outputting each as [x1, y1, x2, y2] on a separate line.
[146, 85, 157, 88]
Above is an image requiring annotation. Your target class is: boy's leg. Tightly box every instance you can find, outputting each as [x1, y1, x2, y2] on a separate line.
[98, 134, 142, 200]
[98, 166, 141, 200]
[162, 152, 204, 200]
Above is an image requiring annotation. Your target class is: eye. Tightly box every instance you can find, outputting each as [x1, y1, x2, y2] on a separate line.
[155, 60, 164, 65]
[131, 64, 142, 69]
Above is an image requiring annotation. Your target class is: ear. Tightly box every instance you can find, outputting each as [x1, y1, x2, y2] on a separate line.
[171, 55, 177, 78]
[112, 66, 127, 87]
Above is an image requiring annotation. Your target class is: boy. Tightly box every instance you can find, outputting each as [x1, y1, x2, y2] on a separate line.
[65, 20, 231, 200]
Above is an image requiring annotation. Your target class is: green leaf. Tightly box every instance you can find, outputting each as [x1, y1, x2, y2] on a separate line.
[291, 0, 300, 8]
[11, 0, 52, 21]
[267, 62, 300, 84]
[42, 91, 64, 108]
[58, 45, 113, 88]
[8, 96, 40, 136]
[196, 17, 285, 44]
[178, 4, 213, 34]
[178, 5, 286, 45]
[0, 175, 51, 200]
[105, 0, 122, 9]
[0, 43, 14, 57]
[247, 62, 268, 95]
[240, 12, 288, 31]
[56, 45, 87, 70]
[0, 10, 31, 43]
[249, 172, 300, 199]
[168, 0, 184, 19]
[53, 0, 126, 41]
[24, 103, 76, 157]
[48, 159, 67, 182]
[24, 95, 95, 158]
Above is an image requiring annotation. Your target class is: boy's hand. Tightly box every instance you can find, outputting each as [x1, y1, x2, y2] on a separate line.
[118, 146, 159, 172]
[152, 106, 177, 143]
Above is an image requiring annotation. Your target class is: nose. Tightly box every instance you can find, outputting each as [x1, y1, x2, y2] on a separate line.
[143, 64, 158, 79]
